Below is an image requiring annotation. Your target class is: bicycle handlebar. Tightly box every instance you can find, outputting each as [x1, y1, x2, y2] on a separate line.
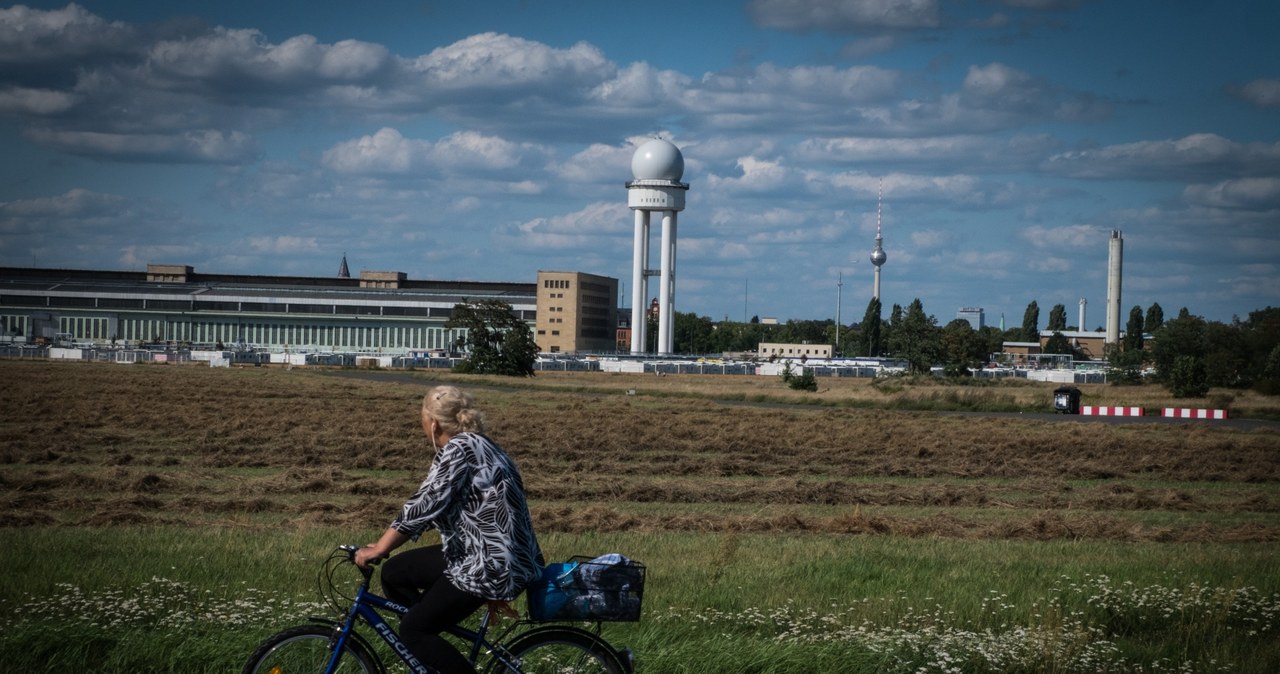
[338, 544, 380, 582]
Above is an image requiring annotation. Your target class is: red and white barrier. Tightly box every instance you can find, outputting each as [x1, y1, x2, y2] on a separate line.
[1162, 408, 1228, 420]
[1081, 405, 1145, 417]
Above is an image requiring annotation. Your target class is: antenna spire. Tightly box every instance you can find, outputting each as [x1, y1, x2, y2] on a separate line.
[876, 178, 883, 238]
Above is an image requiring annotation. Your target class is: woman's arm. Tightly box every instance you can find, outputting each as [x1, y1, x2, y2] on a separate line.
[355, 527, 410, 568]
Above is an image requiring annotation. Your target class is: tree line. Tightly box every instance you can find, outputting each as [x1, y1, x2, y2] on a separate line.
[443, 297, 1280, 398]
[674, 299, 1280, 398]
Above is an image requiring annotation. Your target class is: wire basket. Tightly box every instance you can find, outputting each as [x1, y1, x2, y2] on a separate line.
[527, 555, 645, 622]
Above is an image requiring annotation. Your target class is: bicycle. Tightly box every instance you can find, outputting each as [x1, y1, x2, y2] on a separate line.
[242, 546, 635, 674]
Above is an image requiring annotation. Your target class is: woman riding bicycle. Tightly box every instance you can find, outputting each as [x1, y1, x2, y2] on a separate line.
[355, 385, 543, 674]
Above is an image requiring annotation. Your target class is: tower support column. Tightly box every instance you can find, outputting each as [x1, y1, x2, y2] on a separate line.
[630, 209, 650, 355]
[658, 211, 676, 355]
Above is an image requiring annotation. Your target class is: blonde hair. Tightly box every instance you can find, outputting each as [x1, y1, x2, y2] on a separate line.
[422, 385, 487, 436]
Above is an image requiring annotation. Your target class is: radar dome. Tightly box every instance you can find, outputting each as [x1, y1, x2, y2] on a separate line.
[631, 139, 684, 181]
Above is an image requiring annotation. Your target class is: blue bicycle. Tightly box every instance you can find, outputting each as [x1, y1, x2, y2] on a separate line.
[242, 546, 635, 674]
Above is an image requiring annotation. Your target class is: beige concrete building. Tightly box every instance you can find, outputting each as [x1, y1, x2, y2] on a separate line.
[536, 270, 618, 354]
[757, 342, 833, 359]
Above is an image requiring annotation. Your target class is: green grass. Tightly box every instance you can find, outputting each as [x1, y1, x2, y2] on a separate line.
[2, 527, 1277, 673]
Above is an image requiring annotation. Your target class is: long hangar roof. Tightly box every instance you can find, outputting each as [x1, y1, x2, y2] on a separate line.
[0, 266, 536, 308]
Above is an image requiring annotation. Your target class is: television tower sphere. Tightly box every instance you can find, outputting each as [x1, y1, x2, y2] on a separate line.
[631, 139, 684, 182]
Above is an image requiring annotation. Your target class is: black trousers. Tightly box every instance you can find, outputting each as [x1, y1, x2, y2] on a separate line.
[380, 545, 486, 674]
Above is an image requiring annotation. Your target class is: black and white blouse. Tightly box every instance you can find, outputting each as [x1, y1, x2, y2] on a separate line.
[391, 432, 543, 601]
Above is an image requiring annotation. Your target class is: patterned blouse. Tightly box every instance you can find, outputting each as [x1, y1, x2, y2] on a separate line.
[391, 432, 543, 601]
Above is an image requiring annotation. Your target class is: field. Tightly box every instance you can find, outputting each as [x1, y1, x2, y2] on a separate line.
[2, 360, 1279, 672]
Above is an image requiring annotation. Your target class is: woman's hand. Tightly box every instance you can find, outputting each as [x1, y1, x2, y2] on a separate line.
[355, 528, 410, 568]
[354, 545, 387, 569]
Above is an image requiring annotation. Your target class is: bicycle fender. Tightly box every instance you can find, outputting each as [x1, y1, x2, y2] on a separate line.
[505, 625, 629, 665]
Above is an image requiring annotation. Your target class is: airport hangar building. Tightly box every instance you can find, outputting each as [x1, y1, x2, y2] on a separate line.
[0, 264, 619, 355]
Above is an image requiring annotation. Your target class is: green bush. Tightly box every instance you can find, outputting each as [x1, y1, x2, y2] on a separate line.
[1167, 355, 1209, 398]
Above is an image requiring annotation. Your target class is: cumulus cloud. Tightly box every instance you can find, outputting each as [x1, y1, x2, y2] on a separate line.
[911, 229, 952, 248]
[0, 86, 78, 115]
[1183, 178, 1280, 210]
[0, 188, 125, 228]
[407, 32, 613, 95]
[706, 156, 801, 194]
[957, 63, 1110, 122]
[247, 235, 320, 254]
[0, 3, 138, 67]
[1043, 134, 1280, 180]
[513, 202, 630, 249]
[793, 133, 1057, 170]
[322, 128, 544, 176]
[747, 0, 941, 32]
[1228, 79, 1280, 108]
[1021, 223, 1107, 249]
[684, 63, 900, 132]
[23, 127, 259, 163]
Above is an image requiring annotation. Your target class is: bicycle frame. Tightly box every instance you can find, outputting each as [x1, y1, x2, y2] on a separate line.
[325, 569, 523, 674]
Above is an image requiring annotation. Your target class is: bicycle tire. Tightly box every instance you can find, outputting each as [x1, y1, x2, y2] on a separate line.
[242, 624, 381, 674]
[487, 625, 627, 674]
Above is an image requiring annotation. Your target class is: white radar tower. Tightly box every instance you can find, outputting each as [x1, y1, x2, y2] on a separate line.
[627, 139, 689, 355]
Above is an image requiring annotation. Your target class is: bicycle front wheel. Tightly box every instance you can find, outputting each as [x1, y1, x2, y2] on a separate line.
[490, 625, 628, 674]
[242, 624, 378, 674]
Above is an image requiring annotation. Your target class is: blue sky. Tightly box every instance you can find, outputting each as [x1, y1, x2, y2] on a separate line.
[1, 1, 1277, 328]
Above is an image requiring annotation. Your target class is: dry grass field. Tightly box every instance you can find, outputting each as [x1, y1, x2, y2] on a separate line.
[3, 360, 1277, 543]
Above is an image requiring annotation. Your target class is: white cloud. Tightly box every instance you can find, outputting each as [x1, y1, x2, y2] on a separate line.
[0, 87, 78, 114]
[747, 0, 941, 32]
[322, 128, 544, 176]
[911, 229, 951, 248]
[0, 3, 137, 64]
[23, 128, 259, 164]
[1230, 79, 1280, 108]
[1183, 178, 1280, 210]
[322, 127, 423, 174]
[0, 188, 125, 228]
[1021, 224, 1107, 249]
[688, 63, 900, 119]
[514, 202, 631, 250]
[408, 32, 614, 93]
[247, 236, 320, 254]
[958, 63, 1110, 122]
[1043, 134, 1280, 180]
[706, 156, 800, 194]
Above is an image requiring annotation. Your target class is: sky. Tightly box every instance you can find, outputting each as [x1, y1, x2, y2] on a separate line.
[1, 1, 1278, 329]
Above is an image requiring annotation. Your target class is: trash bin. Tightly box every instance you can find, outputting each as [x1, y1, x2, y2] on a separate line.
[1053, 385, 1081, 414]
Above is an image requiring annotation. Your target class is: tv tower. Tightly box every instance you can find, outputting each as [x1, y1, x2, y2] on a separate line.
[869, 179, 888, 299]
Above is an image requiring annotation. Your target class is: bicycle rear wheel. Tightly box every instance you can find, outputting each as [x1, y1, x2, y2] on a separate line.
[489, 625, 628, 674]
[242, 624, 378, 674]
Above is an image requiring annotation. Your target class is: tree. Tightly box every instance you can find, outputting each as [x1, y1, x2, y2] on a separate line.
[1167, 355, 1209, 398]
[1259, 344, 1280, 395]
[860, 297, 882, 357]
[1145, 303, 1164, 332]
[674, 312, 715, 355]
[1124, 305, 1145, 353]
[445, 299, 538, 376]
[1204, 319, 1250, 388]
[1047, 304, 1067, 332]
[1242, 307, 1280, 394]
[1044, 331, 1076, 357]
[1151, 311, 1207, 380]
[1021, 301, 1040, 342]
[889, 298, 939, 374]
[940, 319, 984, 376]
